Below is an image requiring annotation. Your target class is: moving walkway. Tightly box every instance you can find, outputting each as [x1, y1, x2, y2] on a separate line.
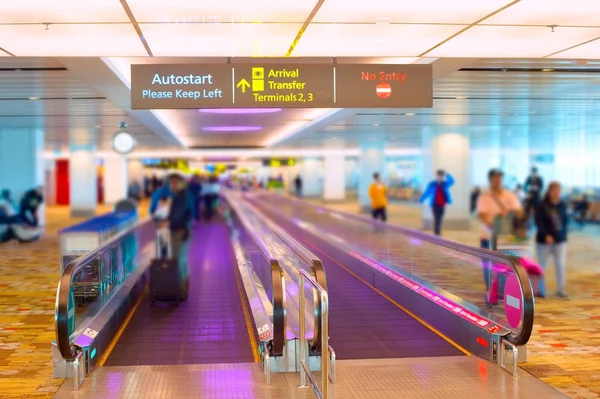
[245, 192, 535, 369]
[53, 193, 328, 390]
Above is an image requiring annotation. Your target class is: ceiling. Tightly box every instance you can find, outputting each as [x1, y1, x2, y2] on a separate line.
[0, 57, 167, 151]
[3, 57, 600, 155]
[279, 58, 600, 151]
[2, 1, 600, 59]
[2, 2, 600, 155]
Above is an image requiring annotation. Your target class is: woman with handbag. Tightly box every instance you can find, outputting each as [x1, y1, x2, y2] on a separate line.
[535, 181, 569, 299]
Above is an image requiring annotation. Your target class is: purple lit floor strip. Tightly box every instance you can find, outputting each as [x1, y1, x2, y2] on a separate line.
[250, 200, 465, 360]
[104, 220, 255, 366]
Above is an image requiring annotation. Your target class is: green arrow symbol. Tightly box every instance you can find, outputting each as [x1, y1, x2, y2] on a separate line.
[237, 78, 250, 93]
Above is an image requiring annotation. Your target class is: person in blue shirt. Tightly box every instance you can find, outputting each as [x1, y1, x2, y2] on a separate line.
[149, 175, 198, 223]
[419, 170, 455, 236]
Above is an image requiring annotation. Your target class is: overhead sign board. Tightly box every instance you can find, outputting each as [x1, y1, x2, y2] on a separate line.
[131, 63, 432, 109]
[335, 64, 432, 108]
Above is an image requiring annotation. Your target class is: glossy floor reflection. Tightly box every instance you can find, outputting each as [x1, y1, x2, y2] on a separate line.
[53, 357, 566, 399]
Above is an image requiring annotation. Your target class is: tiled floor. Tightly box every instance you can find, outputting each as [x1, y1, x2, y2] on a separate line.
[52, 356, 567, 399]
[0, 205, 115, 399]
[317, 200, 600, 399]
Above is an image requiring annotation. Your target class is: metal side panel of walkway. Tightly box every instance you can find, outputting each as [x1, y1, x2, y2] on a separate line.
[247, 196, 466, 360]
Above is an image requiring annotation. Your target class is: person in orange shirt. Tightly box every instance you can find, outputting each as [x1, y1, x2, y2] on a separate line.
[369, 172, 387, 222]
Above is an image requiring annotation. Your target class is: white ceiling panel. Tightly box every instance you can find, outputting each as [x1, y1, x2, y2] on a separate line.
[313, 0, 513, 24]
[293, 24, 466, 57]
[485, 0, 600, 26]
[0, 0, 130, 23]
[0, 24, 147, 56]
[141, 23, 301, 57]
[426, 26, 600, 58]
[127, 0, 315, 23]
[550, 38, 600, 59]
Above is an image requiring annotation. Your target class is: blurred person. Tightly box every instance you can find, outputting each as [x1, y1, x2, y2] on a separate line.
[535, 182, 569, 299]
[128, 180, 142, 202]
[203, 175, 220, 220]
[188, 175, 202, 222]
[166, 173, 194, 298]
[369, 172, 387, 222]
[477, 169, 522, 290]
[572, 194, 590, 228]
[151, 174, 161, 193]
[0, 189, 20, 224]
[294, 175, 303, 197]
[470, 186, 481, 215]
[419, 170, 454, 236]
[524, 167, 544, 212]
[19, 186, 44, 226]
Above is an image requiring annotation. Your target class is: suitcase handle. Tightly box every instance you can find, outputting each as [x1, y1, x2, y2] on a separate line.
[156, 228, 172, 258]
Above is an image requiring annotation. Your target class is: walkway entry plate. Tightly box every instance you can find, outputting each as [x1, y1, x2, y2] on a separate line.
[131, 62, 432, 109]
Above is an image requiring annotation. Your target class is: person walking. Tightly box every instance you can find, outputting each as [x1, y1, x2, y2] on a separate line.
[369, 172, 387, 222]
[419, 170, 454, 236]
[535, 182, 569, 299]
[188, 174, 202, 222]
[203, 175, 220, 221]
[293, 175, 303, 197]
[525, 167, 544, 215]
[477, 169, 522, 291]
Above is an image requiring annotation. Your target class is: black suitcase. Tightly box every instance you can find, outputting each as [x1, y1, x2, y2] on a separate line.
[149, 257, 185, 304]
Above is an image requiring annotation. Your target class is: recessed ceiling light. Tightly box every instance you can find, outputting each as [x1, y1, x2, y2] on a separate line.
[405, 113, 415, 116]
[198, 108, 282, 114]
[95, 125, 101, 128]
[542, 68, 554, 72]
[455, 96, 468, 100]
[29, 97, 40, 100]
[202, 126, 262, 132]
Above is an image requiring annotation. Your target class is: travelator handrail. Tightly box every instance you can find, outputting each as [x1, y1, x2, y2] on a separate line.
[55, 218, 153, 361]
[273, 194, 534, 347]
[240, 196, 328, 352]
[224, 193, 286, 357]
[298, 268, 330, 399]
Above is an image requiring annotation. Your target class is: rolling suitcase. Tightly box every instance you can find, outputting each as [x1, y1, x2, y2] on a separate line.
[149, 228, 185, 305]
[149, 257, 185, 305]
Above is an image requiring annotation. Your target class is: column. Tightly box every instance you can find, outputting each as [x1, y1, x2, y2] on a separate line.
[103, 156, 127, 205]
[0, 127, 45, 224]
[500, 131, 530, 189]
[422, 128, 470, 230]
[470, 128, 500, 187]
[300, 158, 322, 197]
[69, 129, 97, 217]
[358, 142, 385, 212]
[323, 139, 346, 201]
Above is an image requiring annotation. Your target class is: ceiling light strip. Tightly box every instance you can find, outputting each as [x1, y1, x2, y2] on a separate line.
[544, 35, 600, 58]
[285, 0, 327, 57]
[418, 0, 522, 57]
[119, 0, 153, 56]
[0, 46, 15, 56]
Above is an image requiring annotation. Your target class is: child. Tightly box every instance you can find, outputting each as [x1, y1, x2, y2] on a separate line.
[153, 195, 171, 257]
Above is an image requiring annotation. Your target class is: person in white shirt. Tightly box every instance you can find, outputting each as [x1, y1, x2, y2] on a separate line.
[477, 169, 522, 290]
[153, 195, 171, 257]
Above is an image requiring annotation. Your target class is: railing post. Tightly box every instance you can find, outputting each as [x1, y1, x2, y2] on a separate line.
[298, 276, 308, 388]
[321, 291, 329, 399]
